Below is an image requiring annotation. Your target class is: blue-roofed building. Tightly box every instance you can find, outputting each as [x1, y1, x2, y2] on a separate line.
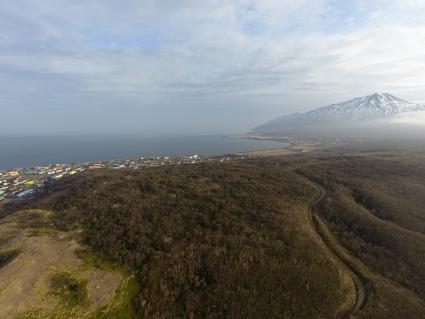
[14, 189, 36, 200]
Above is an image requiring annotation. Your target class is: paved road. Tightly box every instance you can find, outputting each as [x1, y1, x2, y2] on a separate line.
[307, 180, 369, 318]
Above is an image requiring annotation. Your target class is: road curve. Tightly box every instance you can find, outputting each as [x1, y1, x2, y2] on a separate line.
[306, 179, 369, 319]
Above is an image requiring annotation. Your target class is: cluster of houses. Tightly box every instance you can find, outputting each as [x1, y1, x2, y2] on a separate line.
[0, 164, 86, 201]
[0, 154, 244, 202]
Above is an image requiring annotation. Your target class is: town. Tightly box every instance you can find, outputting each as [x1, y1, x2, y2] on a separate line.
[0, 154, 245, 203]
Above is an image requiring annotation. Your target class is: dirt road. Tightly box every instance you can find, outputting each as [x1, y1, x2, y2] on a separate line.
[307, 180, 369, 318]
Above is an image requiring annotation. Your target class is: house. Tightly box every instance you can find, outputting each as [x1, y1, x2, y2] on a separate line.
[88, 164, 103, 169]
[14, 189, 36, 200]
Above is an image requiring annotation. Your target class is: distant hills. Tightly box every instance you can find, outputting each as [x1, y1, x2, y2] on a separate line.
[254, 93, 425, 135]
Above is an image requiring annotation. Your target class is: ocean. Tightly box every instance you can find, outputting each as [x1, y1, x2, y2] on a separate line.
[0, 135, 288, 169]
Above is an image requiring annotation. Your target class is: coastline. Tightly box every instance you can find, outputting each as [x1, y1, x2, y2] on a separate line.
[230, 132, 331, 157]
[227, 132, 295, 146]
[1, 133, 331, 202]
[0, 135, 286, 170]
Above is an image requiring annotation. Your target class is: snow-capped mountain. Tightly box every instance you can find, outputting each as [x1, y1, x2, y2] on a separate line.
[254, 93, 425, 133]
[308, 93, 425, 120]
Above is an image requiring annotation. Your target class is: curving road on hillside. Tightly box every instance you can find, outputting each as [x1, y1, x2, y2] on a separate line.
[306, 179, 369, 319]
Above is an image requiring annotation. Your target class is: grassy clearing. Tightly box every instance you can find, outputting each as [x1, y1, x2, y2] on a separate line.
[92, 274, 140, 319]
[16, 270, 139, 319]
[0, 207, 138, 319]
[13, 240, 139, 319]
[48, 269, 89, 307]
[80, 250, 129, 273]
[0, 209, 59, 237]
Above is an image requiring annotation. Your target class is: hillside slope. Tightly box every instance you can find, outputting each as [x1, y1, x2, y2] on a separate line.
[24, 159, 353, 318]
[299, 153, 425, 318]
[2, 153, 425, 318]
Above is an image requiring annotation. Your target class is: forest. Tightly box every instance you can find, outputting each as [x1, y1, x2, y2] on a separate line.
[11, 150, 425, 318]
[27, 159, 349, 318]
[299, 152, 425, 318]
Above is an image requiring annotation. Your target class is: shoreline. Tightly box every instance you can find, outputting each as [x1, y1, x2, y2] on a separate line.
[227, 132, 295, 146]
[230, 133, 333, 157]
[1, 134, 333, 202]
[0, 133, 325, 172]
[0, 134, 286, 171]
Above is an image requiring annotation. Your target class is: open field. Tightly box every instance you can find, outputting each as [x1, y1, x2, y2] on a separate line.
[0, 209, 137, 319]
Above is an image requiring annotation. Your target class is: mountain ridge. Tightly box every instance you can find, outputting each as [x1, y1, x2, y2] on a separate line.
[254, 93, 425, 133]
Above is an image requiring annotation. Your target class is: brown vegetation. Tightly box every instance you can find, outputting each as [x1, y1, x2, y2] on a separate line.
[30, 159, 350, 318]
[7, 150, 425, 318]
[299, 153, 425, 318]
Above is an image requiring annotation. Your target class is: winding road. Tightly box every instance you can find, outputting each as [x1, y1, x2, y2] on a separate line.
[307, 179, 369, 318]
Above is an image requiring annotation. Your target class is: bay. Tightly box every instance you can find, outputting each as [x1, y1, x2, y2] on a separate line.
[0, 135, 288, 169]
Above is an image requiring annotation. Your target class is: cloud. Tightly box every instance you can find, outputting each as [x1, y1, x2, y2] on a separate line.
[1, 0, 425, 134]
[386, 111, 425, 126]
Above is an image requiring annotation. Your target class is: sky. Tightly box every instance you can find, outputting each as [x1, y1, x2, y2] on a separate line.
[1, 0, 425, 136]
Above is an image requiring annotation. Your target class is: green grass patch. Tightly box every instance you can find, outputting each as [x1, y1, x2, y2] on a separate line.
[80, 251, 140, 319]
[93, 275, 140, 319]
[49, 269, 89, 307]
[17, 272, 139, 319]
[80, 250, 124, 272]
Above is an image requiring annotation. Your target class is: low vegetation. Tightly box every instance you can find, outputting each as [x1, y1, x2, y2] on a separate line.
[0, 209, 137, 319]
[299, 152, 425, 318]
[0, 246, 21, 268]
[48, 269, 89, 307]
[17, 272, 139, 319]
[5, 150, 425, 318]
